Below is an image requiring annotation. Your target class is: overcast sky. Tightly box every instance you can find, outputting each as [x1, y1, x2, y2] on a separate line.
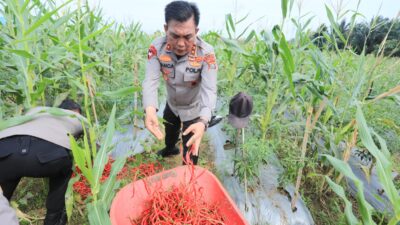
[87, 0, 399, 37]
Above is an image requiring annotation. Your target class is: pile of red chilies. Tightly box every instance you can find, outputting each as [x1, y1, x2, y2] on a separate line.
[72, 166, 92, 199]
[72, 157, 163, 200]
[131, 147, 226, 225]
[132, 183, 226, 225]
[130, 161, 164, 179]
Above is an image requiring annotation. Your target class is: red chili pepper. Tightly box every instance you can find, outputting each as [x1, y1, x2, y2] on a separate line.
[130, 166, 226, 225]
[72, 157, 165, 201]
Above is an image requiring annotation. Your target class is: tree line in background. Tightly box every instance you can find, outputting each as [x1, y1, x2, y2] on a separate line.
[311, 16, 400, 57]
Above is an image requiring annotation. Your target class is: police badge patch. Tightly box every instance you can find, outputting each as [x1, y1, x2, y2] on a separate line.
[148, 45, 157, 60]
[188, 55, 203, 67]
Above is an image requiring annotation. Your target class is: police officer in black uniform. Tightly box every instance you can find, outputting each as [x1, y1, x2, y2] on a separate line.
[0, 99, 83, 225]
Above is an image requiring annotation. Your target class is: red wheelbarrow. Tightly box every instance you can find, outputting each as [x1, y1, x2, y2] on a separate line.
[110, 165, 248, 225]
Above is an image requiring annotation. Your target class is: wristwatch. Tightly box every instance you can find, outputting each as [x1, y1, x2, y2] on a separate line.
[197, 118, 208, 131]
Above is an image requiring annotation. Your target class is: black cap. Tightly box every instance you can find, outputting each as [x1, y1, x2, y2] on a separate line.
[228, 92, 253, 128]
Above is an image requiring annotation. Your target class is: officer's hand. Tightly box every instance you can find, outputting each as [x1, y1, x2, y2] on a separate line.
[145, 107, 164, 140]
[183, 122, 206, 156]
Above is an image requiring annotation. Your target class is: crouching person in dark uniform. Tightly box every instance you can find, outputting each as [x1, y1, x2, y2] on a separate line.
[0, 99, 83, 225]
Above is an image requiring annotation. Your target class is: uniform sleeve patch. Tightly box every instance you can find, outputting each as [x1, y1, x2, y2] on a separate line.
[159, 54, 172, 62]
[203, 53, 217, 70]
[148, 45, 157, 60]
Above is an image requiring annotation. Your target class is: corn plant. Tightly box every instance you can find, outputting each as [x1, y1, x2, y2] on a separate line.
[324, 104, 400, 224]
[69, 104, 127, 225]
[0, 0, 72, 108]
[233, 136, 272, 185]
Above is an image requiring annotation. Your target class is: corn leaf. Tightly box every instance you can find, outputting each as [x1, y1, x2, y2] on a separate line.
[323, 154, 375, 224]
[281, 0, 288, 19]
[92, 104, 116, 196]
[99, 156, 126, 208]
[100, 86, 141, 99]
[325, 5, 346, 43]
[325, 176, 360, 225]
[356, 105, 400, 213]
[87, 201, 111, 225]
[24, 0, 72, 36]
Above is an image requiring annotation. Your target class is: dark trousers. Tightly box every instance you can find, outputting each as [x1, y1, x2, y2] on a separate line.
[163, 104, 199, 165]
[0, 136, 72, 215]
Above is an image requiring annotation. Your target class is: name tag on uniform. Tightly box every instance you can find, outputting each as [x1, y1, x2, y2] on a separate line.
[160, 62, 175, 80]
[185, 67, 201, 73]
[161, 63, 174, 68]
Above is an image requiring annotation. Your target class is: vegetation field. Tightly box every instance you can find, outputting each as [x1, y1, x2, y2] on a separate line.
[0, 0, 399, 224]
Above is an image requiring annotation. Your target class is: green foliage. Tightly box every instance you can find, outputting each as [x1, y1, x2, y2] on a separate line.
[324, 154, 375, 224]
[272, 25, 295, 97]
[213, 4, 399, 224]
[324, 105, 400, 224]
[0, 0, 145, 122]
[234, 136, 272, 185]
[69, 104, 127, 224]
[312, 16, 400, 57]
[1, 0, 399, 224]
[87, 201, 111, 225]
[325, 176, 359, 224]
